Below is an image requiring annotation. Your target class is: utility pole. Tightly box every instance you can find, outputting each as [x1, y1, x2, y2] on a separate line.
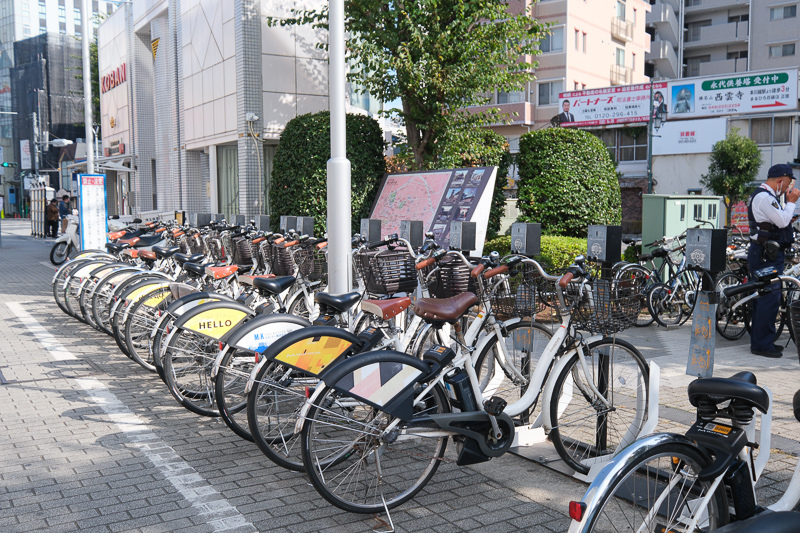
[81, 0, 94, 174]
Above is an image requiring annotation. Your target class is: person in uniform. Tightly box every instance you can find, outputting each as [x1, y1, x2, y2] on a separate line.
[747, 163, 799, 357]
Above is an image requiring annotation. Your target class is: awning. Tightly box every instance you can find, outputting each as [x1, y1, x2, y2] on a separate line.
[65, 155, 133, 173]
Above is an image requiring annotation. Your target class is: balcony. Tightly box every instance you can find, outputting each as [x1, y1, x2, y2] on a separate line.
[646, 4, 680, 44]
[646, 40, 679, 78]
[657, 0, 681, 13]
[611, 17, 634, 42]
[685, 0, 750, 14]
[698, 57, 748, 76]
[610, 64, 634, 85]
[684, 21, 748, 48]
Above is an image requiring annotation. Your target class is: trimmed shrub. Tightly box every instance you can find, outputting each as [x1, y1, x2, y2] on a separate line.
[483, 234, 587, 271]
[517, 128, 621, 238]
[270, 111, 387, 234]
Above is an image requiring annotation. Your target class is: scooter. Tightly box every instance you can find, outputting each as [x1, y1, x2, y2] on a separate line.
[50, 211, 80, 265]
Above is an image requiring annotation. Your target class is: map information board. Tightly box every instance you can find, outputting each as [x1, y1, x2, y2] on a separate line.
[370, 167, 497, 255]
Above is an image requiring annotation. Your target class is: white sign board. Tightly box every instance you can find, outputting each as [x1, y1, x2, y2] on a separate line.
[558, 82, 668, 127]
[652, 117, 727, 155]
[20, 139, 31, 170]
[666, 68, 798, 119]
[78, 173, 108, 251]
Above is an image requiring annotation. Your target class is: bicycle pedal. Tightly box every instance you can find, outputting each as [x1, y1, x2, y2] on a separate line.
[483, 396, 507, 416]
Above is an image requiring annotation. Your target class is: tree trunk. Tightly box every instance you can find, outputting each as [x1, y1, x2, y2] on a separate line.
[725, 198, 732, 227]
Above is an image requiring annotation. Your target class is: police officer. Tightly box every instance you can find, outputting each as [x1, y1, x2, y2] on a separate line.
[747, 163, 799, 357]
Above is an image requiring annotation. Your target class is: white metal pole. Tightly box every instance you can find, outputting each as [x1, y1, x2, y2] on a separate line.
[326, 0, 352, 294]
[81, 0, 94, 174]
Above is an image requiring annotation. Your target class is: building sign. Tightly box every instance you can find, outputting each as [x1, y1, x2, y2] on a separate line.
[101, 63, 127, 94]
[104, 139, 126, 157]
[652, 117, 726, 155]
[665, 68, 798, 119]
[78, 174, 108, 251]
[558, 82, 668, 127]
[20, 139, 31, 170]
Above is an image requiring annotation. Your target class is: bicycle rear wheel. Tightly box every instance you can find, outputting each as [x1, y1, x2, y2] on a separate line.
[549, 337, 649, 475]
[215, 348, 258, 442]
[582, 442, 728, 532]
[647, 282, 684, 327]
[301, 382, 449, 513]
[715, 272, 748, 341]
[162, 327, 220, 416]
[125, 285, 173, 371]
[616, 265, 654, 327]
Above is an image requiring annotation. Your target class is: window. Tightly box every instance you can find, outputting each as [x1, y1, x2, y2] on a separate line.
[633, 8, 637, 25]
[684, 55, 710, 77]
[685, 20, 711, 42]
[708, 203, 717, 221]
[693, 204, 702, 221]
[632, 52, 636, 71]
[616, 0, 625, 19]
[23, 24, 30, 36]
[75, 25, 81, 37]
[74, 8, 80, 20]
[750, 117, 792, 144]
[540, 27, 564, 53]
[574, 81, 579, 90]
[575, 29, 580, 50]
[728, 14, 748, 23]
[582, 83, 586, 89]
[107, 3, 113, 14]
[59, 22, 66, 33]
[616, 48, 625, 67]
[618, 129, 646, 161]
[769, 43, 796, 57]
[498, 90, 524, 104]
[770, 5, 797, 19]
[727, 50, 748, 59]
[58, 6, 66, 22]
[537, 80, 563, 105]
[38, 2, 46, 15]
[685, 0, 701, 6]
[582, 32, 587, 52]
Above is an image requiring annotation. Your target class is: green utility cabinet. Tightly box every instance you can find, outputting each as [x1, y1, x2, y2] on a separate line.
[641, 194, 723, 251]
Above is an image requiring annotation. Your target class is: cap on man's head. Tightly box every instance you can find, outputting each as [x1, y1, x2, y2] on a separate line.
[767, 163, 794, 179]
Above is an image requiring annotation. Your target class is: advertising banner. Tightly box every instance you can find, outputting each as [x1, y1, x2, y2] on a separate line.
[652, 117, 727, 155]
[78, 173, 108, 251]
[558, 82, 668, 127]
[20, 139, 31, 170]
[666, 68, 798, 119]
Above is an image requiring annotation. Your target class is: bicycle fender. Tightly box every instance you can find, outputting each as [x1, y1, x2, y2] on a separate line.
[225, 313, 311, 352]
[244, 326, 360, 393]
[149, 291, 233, 342]
[321, 350, 433, 422]
[172, 300, 255, 340]
[568, 433, 711, 533]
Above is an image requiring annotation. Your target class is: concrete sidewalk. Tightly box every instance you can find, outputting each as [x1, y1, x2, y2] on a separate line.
[0, 217, 797, 532]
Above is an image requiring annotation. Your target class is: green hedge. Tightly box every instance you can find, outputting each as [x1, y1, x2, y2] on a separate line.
[517, 128, 621, 237]
[270, 111, 386, 234]
[483, 234, 587, 271]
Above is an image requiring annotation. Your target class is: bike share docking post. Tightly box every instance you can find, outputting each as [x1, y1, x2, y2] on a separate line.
[685, 228, 728, 378]
[587, 225, 623, 452]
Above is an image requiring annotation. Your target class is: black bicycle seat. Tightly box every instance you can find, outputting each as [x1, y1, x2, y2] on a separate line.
[315, 292, 362, 314]
[253, 276, 295, 295]
[132, 235, 164, 247]
[152, 246, 181, 259]
[637, 253, 653, 262]
[652, 248, 669, 259]
[182, 263, 205, 277]
[688, 371, 769, 416]
[174, 253, 205, 265]
[105, 242, 127, 253]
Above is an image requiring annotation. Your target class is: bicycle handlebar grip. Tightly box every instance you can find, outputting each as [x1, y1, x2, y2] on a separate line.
[558, 272, 574, 288]
[484, 265, 508, 279]
[416, 257, 436, 270]
[284, 240, 299, 248]
[367, 239, 390, 250]
[471, 264, 486, 278]
[274, 236, 285, 244]
[722, 281, 767, 298]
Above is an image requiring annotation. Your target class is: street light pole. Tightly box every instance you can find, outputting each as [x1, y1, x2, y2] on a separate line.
[646, 81, 654, 195]
[81, 0, 94, 174]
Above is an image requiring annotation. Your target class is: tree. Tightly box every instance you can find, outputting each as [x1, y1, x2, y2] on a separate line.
[270, 111, 386, 234]
[517, 128, 621, 238]
[700, 128, 762, 226]
[275, 0, 547, 169]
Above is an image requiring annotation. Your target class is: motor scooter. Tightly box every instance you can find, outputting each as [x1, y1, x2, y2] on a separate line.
[50, 210, 79, 265]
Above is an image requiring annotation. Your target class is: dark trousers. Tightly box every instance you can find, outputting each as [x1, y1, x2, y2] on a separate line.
[747, 243, 784, 352]
[45, 220, 58, 238]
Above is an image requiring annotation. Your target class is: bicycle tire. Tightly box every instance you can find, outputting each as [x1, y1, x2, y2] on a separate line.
[616, 264, 655, 327]
[215, 347, 258, 441]
[549, 337, 649, 475]
[647, 282, 684, 327]
[582, 441, 729, 532]
[111, 275, 165, 357]
[715, 272, 749, 341]
[124, 285, 174, 371]
[94, 268, 149, 337]
[53, 258, 96, 315]
[473, 321, 554, 423]
[301, 381, 449, 513]
[50, 241, 71, 265]
[79, 263, 127, 329]
[162, 327, 220, 417]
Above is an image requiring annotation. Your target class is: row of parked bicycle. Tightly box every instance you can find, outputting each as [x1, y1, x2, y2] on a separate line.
[48, 216, 800, 531]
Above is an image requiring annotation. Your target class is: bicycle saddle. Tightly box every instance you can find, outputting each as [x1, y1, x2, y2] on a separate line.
[131, 235, 164, 247]
[152, 246, 181, 259]
[315, 292, 362, 314]
[413, 292, 479, 325]
[253, 275, 295, 295]
[105, 242, 129, 253]
[728, 511, 800, 533]
[688, 371, 769, 422]
[174, 253, 205, 265]
[138, 250, 157, 262]
[361, 297, 411, 320]
[204, 265, 238, 279]
[182, 263, 206, 277]
[238, 274, 275, 286]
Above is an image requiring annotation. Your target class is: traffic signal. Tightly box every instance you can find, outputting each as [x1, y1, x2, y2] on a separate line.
[1, 162, 17, 167]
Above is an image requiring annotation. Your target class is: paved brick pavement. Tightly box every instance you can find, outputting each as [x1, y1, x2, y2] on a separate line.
[1, 218, 798, 532]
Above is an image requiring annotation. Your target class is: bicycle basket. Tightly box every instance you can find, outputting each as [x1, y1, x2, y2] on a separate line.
[232, 237, 254, 267]
[355, 246, 417, 296]
[269, 242, 296, 277]
[294, 245, 328, 283]
[487, 262, 551, 319]
[425, 255, 478, 299]
[570, 277, 644, 335]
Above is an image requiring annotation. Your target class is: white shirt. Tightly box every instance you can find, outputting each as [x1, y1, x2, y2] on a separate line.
[751, 182, 796, 230]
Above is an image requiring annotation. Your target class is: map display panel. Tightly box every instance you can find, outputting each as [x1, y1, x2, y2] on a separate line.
[370, 171, 452, 237]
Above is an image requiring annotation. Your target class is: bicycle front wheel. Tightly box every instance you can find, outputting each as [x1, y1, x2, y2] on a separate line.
[647, 282, 684, 327]
[162, 327, 220, 417]
[715, 272, 748, 341]
[583, 442, 728, 532]
[301, 382, 449, 513]
[616, 264, 654, 327]
[549, 337, 649, 475]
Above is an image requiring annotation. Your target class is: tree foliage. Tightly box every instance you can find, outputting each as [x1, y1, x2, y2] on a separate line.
[270, 111, 386, 234]
[700, 128, 762, 225]
[517, 128, 621, 238]
[273, 0, 547, 169]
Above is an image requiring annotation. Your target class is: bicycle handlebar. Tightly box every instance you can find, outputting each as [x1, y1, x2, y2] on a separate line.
[558, 271, 574, 288]
[484, 265, 508, 279]
[416, 257, 436, 270]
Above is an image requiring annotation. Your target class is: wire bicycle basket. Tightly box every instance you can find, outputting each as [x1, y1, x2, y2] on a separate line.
[486, 261, 557, 320]
[424, 255, 479, 299]
[355, 246, 417, 296]
[570, 277, 644, 335]
[293, 245, 328, 283]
